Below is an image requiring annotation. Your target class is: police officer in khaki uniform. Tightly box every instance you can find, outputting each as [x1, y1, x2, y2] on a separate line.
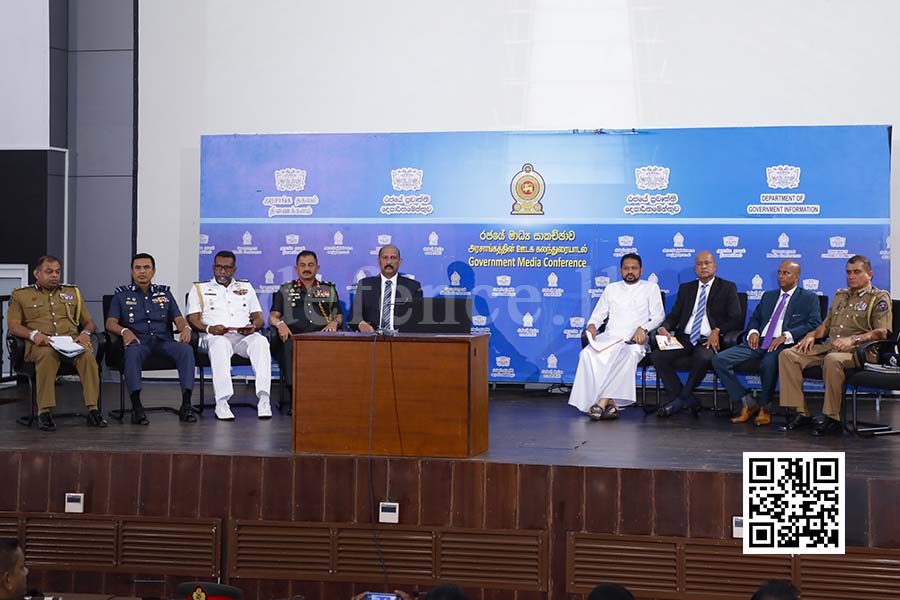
[778, 255, 892, 436]
[268, 250, 342, 394]
[7, 255, 106, 431]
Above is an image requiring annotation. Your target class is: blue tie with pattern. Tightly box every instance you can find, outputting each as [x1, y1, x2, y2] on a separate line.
[380, 279, 393, 330]
[690, 283, 708, 345]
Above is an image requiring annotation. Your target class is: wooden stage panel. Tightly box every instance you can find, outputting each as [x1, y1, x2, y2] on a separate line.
[293, 333, 488, 457]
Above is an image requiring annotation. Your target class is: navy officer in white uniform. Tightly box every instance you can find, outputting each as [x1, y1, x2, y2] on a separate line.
[186, 250, 272, 420]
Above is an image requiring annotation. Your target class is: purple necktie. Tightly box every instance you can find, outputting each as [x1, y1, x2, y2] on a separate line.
[762, 292, 789, 349]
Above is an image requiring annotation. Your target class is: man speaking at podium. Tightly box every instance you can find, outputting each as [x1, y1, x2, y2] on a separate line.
[350, 244, 423, 333]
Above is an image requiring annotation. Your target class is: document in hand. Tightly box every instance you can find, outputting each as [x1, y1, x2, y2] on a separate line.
[49, 335, 86, 358]
[655, 335, 684, 351]
[584, 331, 625, 354]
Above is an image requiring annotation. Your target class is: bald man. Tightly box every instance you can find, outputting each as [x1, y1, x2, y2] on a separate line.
[653, 251, 743, 417]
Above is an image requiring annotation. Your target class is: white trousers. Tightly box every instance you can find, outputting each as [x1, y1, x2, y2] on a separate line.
[568, 341, 645, 412]
[201, 332, 271, 402]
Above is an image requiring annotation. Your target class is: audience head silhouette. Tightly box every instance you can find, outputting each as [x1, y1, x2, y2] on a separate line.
[587, 582, 635, 600]
[751, 579, 800, 600]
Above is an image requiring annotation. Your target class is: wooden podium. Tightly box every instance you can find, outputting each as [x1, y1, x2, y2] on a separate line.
[292, 332, 489, 457]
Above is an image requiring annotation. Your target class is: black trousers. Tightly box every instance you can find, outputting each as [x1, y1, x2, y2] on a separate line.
[650, 333, 715, 403]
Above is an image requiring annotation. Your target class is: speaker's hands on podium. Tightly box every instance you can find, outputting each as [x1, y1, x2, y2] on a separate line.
[358, 320, 376, 333]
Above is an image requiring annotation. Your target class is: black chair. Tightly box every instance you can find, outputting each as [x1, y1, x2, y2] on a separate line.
[579, 292, 665, 414]
[649, 291, 749, 416]
[729, 294, 830, 415]
[102, 294, 187, 421]
[841, 298, 900, 437]
[6, 331, 105, 427]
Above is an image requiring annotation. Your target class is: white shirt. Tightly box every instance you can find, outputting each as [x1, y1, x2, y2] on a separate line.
[750, 285, 797, 344]
[187, 278, 262, 329]
[688, 277, 715, 338]
[587, 279, 665, 340]
[379, 273, 399, 330]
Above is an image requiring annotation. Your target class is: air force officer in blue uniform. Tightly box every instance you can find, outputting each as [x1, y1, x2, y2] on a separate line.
[711, 260, 821, 427]
[106, 253, 196, 425]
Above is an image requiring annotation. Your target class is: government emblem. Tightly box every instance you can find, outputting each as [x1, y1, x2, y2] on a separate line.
[510, 164, 545, 215]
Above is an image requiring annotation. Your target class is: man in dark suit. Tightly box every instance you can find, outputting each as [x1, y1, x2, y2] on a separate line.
[653, 251, 743, 417]
[711, 259, 821, 427]
[350, 244, 423, 332]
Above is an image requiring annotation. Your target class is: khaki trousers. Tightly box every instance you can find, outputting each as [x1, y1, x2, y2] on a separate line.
[777, 348, 855, 420]
[25, 344, 99, 412]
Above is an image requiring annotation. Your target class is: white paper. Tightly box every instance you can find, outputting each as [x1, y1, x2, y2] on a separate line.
[655, 335, 684, 351]
[49, 335, 86, 358]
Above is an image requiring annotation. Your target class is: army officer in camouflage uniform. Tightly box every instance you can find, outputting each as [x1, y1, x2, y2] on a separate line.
[269, 250, 342, 392]
[778, 255, 892, 436]
[7, 255, 106, 431]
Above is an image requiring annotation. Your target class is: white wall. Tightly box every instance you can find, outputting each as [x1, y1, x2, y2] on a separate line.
[138, 0, 900, 297]
[0, 0, 49, 147]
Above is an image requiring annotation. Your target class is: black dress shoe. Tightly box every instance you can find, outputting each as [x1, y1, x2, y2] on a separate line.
[179, 402, 197, 423]
[811, 416, 842, 436]
[38, 411, 56, 432]
[87, 409, 108, 428]
[131, 406, 149, 425]
[657, 398, 685, 418]
[779, 413, 813, 432]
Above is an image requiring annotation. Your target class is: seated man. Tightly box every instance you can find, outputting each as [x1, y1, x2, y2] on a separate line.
[8, 255, 106, 431]
[269, 250, 342, 394]
[349, 244, 423, 332]
[653, 250, 742, 417]
[0, 538, 28, 600]
[778, 255, 891, 435]
[187, 250, 272, 421]
[712, 260, 820, 427]
[106, 253, 196, 425]
[568, 253, 664, 420]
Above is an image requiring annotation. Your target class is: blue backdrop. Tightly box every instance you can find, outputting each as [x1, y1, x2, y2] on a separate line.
[199, 126, 891, 383]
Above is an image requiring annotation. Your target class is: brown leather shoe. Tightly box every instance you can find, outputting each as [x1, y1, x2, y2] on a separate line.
[731, 404, 760, 423]
[753, 408, 771, 427]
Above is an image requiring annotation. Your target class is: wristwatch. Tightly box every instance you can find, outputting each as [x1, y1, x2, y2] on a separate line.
[852, 334, 861, 345]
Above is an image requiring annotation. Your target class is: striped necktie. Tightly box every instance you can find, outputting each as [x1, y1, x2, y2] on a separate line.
[690, 283, 708, 345]
[380, 279, 393, 330]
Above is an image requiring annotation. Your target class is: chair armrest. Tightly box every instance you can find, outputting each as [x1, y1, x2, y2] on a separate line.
[5, 335, 26, 372]
[103, 331, 124, 369]
[855, 339, 899, 365]
[721, 329, 745, 349]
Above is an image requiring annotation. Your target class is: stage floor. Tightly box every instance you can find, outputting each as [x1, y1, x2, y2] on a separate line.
[0, 380, 898, 477]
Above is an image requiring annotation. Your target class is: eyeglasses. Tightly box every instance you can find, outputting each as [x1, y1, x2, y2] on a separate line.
[213, 264, 235, 272]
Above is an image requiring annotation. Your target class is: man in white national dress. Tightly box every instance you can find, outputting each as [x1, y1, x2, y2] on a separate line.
[568, 253, 664, 421]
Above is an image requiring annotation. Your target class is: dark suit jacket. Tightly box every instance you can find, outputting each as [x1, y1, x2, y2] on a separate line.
[746, 287, 821, 343]
[349, 275, 423, 330]
[659, 277, 743, 337]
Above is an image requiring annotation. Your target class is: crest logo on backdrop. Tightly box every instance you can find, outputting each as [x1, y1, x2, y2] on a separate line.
[510, 164, 545, 215]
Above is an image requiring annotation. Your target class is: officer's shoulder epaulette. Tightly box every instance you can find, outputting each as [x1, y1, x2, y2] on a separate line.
[235, 278, 251, 283]
[835, 287, 849, 294]
[153, 284, 171, 292]
[113, 284, 132, 294]
[193, 280, 207, 285]
[59, 283, 79, 289]
[11, 285, 32, 294]
[320, 280, 336, 287]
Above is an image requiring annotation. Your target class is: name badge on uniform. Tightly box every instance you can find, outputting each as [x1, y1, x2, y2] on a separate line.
[125, 299, 138, 306]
